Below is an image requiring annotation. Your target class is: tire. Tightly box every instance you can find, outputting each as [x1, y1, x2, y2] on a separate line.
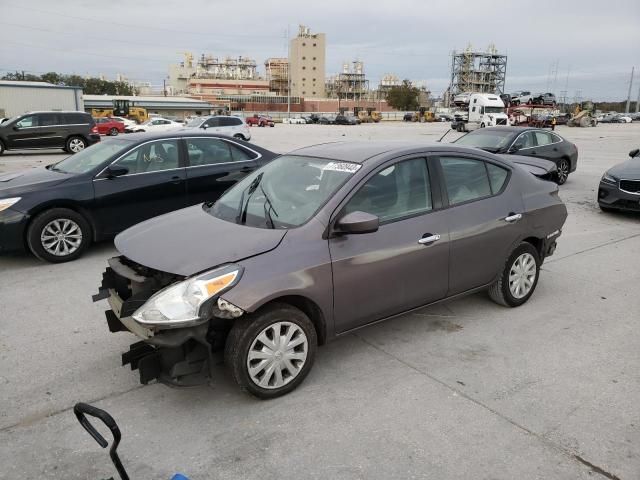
[109, 128, 119, 136]
[233, 134, 245, 140]
[480, 123, 485, 128]
[527, 99, 533, 105]
[488, 242, 541, 307]
[66, 136, 87, 154]
[0, 140, 5, 155]
[555, 158, 570, 185]
[26, 208, 92, 263]
[225, 303, 318, 399]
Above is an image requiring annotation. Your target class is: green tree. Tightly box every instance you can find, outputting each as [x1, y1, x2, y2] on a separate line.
[385, 80, 420, 111]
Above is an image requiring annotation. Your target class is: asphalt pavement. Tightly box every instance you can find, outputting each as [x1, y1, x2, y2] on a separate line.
[0, 123, 638, 479]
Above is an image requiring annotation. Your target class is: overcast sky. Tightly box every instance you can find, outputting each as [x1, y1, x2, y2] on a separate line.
[1, 0, 639, 101]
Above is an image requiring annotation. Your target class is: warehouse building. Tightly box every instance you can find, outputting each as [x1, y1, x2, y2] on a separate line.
[83, 95, 215, 119]
[0, 81, 84, 118]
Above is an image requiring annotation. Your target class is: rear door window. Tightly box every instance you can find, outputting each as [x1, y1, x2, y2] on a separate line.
[186, 138, 234, 166]
[533, 131, 553, 146]
[37, 114, 59, 126]
[439, 157, 492, 205]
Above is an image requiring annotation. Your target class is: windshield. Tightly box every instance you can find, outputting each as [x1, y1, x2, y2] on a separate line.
[484, 107, 505, 114]
[454, 130, 514, 151]
[50, 140, 130, 174]
[186, 118, 204, 127]
[209, 155, 361, 229]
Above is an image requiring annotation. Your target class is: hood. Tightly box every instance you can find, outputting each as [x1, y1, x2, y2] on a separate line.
[115, 204, 287, 277]
[608, 157, 640, 179]
[498, 154, 557, 178]
[0, 166, 71, 196]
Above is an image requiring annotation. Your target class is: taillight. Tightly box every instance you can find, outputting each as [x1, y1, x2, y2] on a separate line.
[91, 125, 99, 133]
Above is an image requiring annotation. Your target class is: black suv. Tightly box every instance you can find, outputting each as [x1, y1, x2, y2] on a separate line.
[0, 111, 100, 155]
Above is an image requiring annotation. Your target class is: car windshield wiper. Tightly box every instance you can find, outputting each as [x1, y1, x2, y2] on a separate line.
[236, 173, 264, 225]
[260, 184, 279, 229]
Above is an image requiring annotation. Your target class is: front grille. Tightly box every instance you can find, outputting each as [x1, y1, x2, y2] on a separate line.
[620, 179, 640, 194]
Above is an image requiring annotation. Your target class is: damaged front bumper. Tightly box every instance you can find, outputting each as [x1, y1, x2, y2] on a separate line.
[93, 257, 238, 387]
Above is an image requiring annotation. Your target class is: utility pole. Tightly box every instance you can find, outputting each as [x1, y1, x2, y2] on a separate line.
[286, 26, 291, 119]
[625, 66, 634, 114]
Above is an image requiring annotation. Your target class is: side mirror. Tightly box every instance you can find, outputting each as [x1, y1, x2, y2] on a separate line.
[336, 211, 379, 235]
[509, 143, 523, 153]
[106, 165, 129, 178]
[629, 148, 639, 158]
[201, 124, 208, 130]
[13, 126, 20, 131]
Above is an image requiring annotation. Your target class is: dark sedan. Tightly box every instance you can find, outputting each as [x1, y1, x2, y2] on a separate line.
[0, 132, 276, 262]
[95, 141, 566, 398]
[453, 126, 578, 185]
[598, 148, 640, 212]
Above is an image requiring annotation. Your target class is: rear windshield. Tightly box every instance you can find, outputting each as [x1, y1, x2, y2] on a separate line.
[454, 130, 514, 150]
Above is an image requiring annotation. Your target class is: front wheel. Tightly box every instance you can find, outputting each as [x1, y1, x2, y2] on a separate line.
[225, 303, 317, 399]
[66, 136, 87, 154]
[233, 133, 245, 140]
[555, 158, 570, 185]
[26, 208, 92, 263]
[0, 140, 5, 155]
[488, 242, 540, 307]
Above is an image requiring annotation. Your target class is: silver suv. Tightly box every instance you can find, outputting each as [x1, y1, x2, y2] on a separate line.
[185, 115, 251, 141]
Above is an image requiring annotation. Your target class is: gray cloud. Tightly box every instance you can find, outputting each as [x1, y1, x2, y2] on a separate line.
[1, 0, 639, 100]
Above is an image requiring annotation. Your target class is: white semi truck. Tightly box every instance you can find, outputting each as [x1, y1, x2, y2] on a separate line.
[451, 93, 509, 132]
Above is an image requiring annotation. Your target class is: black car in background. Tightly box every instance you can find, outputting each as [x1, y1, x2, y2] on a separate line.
[334, 114, 358, 125]
[598, 148, 640, 212]
[0, 132, 276, 262]
[0, 111, 100, 155]
[453, 126, 578, 184]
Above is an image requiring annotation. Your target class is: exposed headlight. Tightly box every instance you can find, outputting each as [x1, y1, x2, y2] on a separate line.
[601, 172, 618, 184]
[0, 197, 21, 213]
[133, 265, 242, 327]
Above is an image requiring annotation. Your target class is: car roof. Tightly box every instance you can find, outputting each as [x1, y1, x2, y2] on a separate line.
[24, 111, 89, 115]
[290, 141, 505, 164]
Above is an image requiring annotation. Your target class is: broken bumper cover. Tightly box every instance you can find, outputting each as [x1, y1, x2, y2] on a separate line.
[93, 257, 220, 387]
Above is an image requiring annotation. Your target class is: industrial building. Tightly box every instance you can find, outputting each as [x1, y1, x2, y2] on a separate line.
[289, 25, 326, 98]
[0, 81, 84, 117]
[326, 61, 369, 100]
[449, 44, 507, 96]
[265, 58, 289, 96]
[83, 95, 214, 119]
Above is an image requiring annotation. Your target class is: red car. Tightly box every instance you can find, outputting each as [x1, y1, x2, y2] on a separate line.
[94, 117, 126, 136]
[245, 114, 275, 127]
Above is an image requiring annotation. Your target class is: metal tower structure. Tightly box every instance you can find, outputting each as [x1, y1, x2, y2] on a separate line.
[449, 44, 507, 95]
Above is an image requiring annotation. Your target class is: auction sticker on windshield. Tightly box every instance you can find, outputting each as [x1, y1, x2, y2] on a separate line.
[323, 162, 361, 173]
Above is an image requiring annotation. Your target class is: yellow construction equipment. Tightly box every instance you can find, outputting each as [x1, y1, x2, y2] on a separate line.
[91, 99, 148, 124]
[412, 107, 436, 122]
[357, 109, 382, 123]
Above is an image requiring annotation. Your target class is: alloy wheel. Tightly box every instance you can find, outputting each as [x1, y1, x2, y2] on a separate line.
[69, 138, 85, 153]
[40, 218, 83, 256]
[508, 253, 536, 299]
[247, 321, 308, 389]
[557, 159, 569, 184]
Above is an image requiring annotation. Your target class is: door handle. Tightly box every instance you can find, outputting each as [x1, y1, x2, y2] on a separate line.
[240, 166, 253, 173]
[504, 213, 522, 223]
[170, 176, 183, 184]
[418, 234, 441, 245]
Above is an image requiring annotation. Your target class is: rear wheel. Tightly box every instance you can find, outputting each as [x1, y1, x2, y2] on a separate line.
[225, 303, 317, 399]
[233, 133, 245, 140]
[488, 242, 540, 307]
[27, 208, 92, 263]
[555, 158, 570, 185]
[0, 140, 5, 155]
[66, 136, 87, 154]
[109, 127, 119, 136]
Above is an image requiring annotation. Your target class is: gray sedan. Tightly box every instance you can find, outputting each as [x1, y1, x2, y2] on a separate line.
[95, 142, 567, 398]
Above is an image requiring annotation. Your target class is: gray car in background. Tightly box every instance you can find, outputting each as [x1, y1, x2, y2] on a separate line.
[95, 142, 567, 398]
